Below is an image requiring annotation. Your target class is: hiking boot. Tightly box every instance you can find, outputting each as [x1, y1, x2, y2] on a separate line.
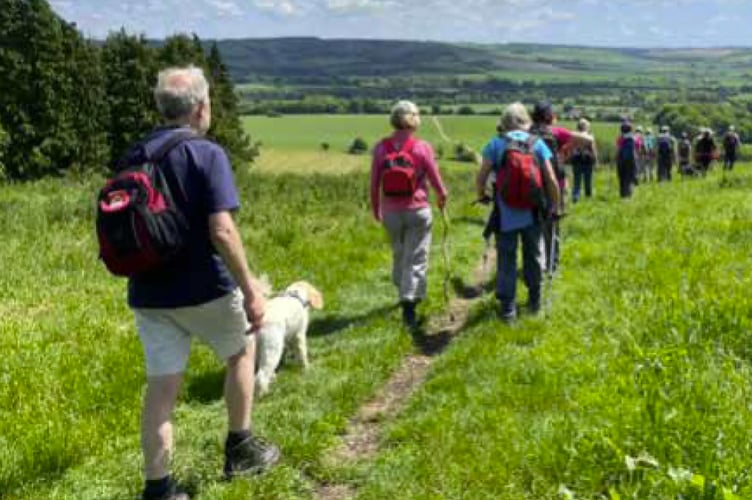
[401, 300, 418, 330]
[224, 435, 281, 479]
[498, 302, 517, 323]
[528, 291, 541, 315]
[142, 480, 189, 500]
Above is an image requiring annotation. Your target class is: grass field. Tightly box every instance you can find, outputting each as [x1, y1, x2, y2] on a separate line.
[244, 114, 621, 171]
[3, 115, 752, 499]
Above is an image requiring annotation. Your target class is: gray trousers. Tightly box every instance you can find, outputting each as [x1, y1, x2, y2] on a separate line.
[383, 208, 432, 302]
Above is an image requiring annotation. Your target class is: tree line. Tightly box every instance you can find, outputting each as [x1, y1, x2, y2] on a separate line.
[0, 0, 255, 181]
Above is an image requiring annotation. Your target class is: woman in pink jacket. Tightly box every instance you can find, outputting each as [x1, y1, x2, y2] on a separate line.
[370, 100, 448, 329]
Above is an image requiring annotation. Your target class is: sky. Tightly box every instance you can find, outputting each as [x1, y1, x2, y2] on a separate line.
[49, 0, 752, 48]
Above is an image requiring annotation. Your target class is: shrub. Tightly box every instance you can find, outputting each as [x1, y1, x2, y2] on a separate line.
[348, 137, 369, 155]
[454, 142, 479, 163]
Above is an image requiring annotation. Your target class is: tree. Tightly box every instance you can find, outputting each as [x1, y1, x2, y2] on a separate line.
[101, 29, 159, 163]
[0, 0, 108, 179]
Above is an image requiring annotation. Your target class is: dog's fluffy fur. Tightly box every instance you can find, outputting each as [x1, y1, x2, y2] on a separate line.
[255, 281, 323, 396]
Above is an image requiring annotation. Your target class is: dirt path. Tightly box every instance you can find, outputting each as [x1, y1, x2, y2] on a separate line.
[432, 115, 453, 143]
[315, 246, 495, 500]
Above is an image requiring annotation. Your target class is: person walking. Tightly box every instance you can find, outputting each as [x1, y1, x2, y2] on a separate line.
[529, 101, 593, 272]
[616, 122, 639, 198]
[678, 131, 693, 176]
[370, 100, 448, 329]
[569, 118, 598, 203]
[695, 128, 717, 176]
[722, 125, 741, 171]
[643, 127, 656, 182]
[656, 125, 677, 182]
[476, 103, 560, 321]
[118, 66, 279, 500]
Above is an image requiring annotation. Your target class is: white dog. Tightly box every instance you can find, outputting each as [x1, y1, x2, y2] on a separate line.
[254, 281, 323, 396]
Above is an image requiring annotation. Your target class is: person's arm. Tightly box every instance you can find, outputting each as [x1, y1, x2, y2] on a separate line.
[477, 159, 493, 201]
[370, 146, 383, 222]
[209, 211, 265, 332]
[560, 128, 593, 148]
[591, 138, 599, 165]
[541, 159, 560, 211]
[421, 143, 448, 209]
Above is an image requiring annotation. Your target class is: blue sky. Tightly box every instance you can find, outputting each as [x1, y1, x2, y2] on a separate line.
[50, 0, 751, 47]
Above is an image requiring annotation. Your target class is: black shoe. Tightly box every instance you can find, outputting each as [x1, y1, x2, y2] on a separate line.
[401, 300, 418, 329]
[142, 480, 189, 500]
[498, 303, 517, 323]
[224, 435, 281, 479]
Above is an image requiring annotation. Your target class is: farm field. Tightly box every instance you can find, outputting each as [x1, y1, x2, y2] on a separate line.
[244, 114, 620, 173]
[2, 114, 752, 499]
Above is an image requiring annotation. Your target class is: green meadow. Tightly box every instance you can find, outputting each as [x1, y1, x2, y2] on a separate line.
[2, 115, 752, 499]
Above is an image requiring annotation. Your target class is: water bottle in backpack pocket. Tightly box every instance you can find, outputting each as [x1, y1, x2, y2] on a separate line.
[96, 132, 195, 277]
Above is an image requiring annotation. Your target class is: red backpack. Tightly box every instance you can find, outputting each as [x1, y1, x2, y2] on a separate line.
[496, 134, 545, 210]
[380, 137, 419, 197]
[96, 131, 196, 277]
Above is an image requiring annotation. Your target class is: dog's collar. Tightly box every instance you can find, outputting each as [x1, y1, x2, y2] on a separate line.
[279, 289, 310, 309]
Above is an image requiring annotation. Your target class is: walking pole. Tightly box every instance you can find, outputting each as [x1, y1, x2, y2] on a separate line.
[440, 206, 455, 322]
[545, 216, 561, 316]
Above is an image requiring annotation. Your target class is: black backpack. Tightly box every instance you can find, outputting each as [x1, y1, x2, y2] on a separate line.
[657, 137, 672, 161]
[96, 131, 197, 277]
[530, 124, 563, 180]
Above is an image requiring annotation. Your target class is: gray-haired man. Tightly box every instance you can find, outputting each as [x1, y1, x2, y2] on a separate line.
[122, 66, 279, 500]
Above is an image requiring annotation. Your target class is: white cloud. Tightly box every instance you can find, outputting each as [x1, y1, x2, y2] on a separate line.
[253, 0, 303, 16]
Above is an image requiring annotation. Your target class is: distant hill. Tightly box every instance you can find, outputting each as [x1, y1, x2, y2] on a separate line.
[209, 37, 752, 83]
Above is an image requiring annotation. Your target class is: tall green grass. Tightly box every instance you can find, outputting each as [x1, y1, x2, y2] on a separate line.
[353, 169, 752, 499]
[0, 164, 479, 499]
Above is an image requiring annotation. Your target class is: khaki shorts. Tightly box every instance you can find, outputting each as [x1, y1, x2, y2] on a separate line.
[133, 289, 251, 377]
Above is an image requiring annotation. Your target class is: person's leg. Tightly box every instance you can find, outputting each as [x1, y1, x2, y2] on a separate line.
[134, 310, 192, 491]
[399, 208, 433, 326]
[401, 207, 433, 302]
[584, 164, 593, 198]
[496, 229, 519, 319]
[521, 224, 544, 312]
[225, 341, 255, 432]
[382, 211, 406, 293]
[142, 374, 184, 481]
[173, 291, 280, 478]
[572, 163, 582, 203]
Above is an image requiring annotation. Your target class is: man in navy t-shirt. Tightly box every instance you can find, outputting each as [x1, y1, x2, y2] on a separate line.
[126, 66, 279, 500]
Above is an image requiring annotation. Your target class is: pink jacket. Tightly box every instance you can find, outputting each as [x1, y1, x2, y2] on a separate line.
[370, 130, 448, 220]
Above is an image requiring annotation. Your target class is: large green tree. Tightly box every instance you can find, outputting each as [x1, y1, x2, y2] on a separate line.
[101, 30, 159, 162]
[0, 0, 108, 179]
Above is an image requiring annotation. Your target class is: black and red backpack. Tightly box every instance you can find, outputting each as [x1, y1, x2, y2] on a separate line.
[380, 137, 419, 197]
[496, 134, 545, 210]
[96, 131, 196, 277]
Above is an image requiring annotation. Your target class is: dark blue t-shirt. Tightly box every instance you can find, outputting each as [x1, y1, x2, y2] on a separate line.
[126, 126, 240, 309]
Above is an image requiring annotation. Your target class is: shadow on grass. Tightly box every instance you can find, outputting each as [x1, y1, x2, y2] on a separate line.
[308, 303, 400, 337]
[184, 369, 225, 404]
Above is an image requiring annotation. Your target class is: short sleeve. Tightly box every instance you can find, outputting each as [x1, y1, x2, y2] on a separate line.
[202, 145, 240, 214]
[552, 127, 573, 147]
[483, 138, 502, 170]
[534, 139, 553, 163]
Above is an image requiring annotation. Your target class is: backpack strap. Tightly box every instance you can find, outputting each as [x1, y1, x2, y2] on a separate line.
[383, 136, 417, 155]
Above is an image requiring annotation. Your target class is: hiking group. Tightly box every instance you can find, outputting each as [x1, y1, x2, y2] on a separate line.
[95, 63, 744, 500]
[615, 122, 741, 198]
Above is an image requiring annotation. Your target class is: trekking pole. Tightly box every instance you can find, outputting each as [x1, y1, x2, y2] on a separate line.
[545, 216, 561, 316]
[440, 206, 455, 322]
